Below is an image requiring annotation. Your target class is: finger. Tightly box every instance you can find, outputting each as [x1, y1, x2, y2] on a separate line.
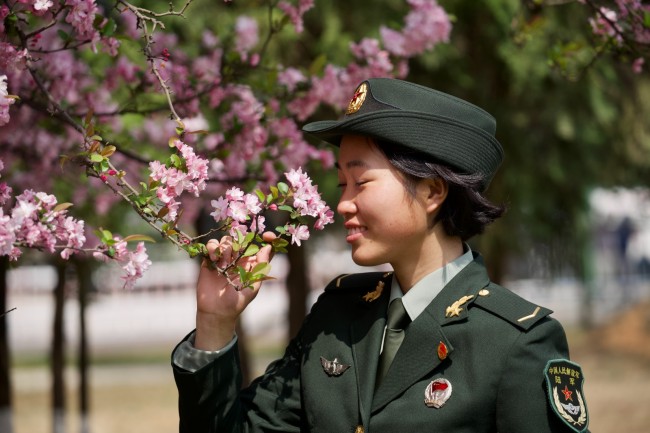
[261, 231, 277, 243]
[257, 243, 274, 263]
[206, 239, 220, 262]
[217, 236, 233, 268]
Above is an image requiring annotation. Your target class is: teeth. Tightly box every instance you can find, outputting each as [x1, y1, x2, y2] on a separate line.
[347, 227, 366, 236]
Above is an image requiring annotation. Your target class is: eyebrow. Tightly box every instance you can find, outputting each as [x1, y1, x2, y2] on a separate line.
[335, 159, 369, 170]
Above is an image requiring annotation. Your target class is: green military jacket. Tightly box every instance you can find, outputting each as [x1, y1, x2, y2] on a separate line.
[173, 254, 589, 433]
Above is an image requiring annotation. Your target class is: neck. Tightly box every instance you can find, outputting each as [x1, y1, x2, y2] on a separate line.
[392, 231, 464, 293]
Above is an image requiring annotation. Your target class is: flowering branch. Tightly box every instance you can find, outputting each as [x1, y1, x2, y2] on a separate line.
[1, 0, 454, 290]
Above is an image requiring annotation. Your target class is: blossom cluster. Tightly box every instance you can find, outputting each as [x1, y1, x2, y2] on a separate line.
[380, 0, 452, 57]
[1, 0, 453, 286]
[209, 168, 334, 247]
[0, 160, 86, 261]
[93, 238, 152, 290]
[584, 0, 650, 73]
[285, 167, 335, 234]
[149, 139, 210, 221]
[0, 75, 15, 127]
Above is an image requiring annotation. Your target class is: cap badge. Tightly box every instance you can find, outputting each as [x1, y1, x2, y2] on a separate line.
[445, 295, 474, 318]
[424, 378, 452, 408]
[346, 82, 368, 114]
[544, 359, 589, 432]
[320, 357, 351, 377]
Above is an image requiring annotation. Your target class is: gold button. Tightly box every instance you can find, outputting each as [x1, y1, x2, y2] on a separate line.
[355, 426, 365, 433]
[478, 289, 490, 296]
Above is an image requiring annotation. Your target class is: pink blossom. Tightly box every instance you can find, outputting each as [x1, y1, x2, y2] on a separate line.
[589, 7, 623, 43]
[278, 67, 306, 92]
[148, 140, 209, 221]
[226, 187, 245, 201]
[1, 75, 15, 127]
[228, 200, 249, 222]
[121, 242, 152, 289]
[229, 222, 248, 238]
[210, 197, 230, 221]
[287, 224, 309, 246]
[250, 215, 266, 234]
[277, 0, 314, 34]
[632, 57, 645, 74]
[235, 16, 259, 60]
[380, 0, 451, 57]
[244, 193, 262, 215]
[65, 0, 100, 40]
[33, 0, 53, 12]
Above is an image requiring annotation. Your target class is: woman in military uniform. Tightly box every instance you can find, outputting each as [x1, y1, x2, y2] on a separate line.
[172, 78, 590, 433]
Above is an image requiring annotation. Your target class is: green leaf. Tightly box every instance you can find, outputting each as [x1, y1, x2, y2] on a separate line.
[272, 237, 289, 249]
[251, 262, 271, 276]
[170, 154, 183, 169]
[243, 244, 260, 257]
[255, 189, 266, 202]
[101, 18, 117, 37]
[277, 182, 289, 195]
[90, 153, 104, 162]
[57, 29, 72, 43]
[270, 186, 279, 199]
[278, 205, 294, 213]
[100, 229, 113, 242]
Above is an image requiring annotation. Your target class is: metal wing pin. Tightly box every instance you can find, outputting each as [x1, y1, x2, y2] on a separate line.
[320, 357, 351, 377]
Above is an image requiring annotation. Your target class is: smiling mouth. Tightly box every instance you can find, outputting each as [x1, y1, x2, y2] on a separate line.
[347, 226, 367, 237]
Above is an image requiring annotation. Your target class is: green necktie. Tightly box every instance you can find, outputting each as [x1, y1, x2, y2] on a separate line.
[375, 298, 410, 390]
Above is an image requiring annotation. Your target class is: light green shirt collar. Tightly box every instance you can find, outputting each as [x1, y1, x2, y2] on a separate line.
[389, 247, 474, 321]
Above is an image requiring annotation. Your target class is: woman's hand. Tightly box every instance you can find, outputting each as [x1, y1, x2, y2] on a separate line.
[194, 232, 276, 351]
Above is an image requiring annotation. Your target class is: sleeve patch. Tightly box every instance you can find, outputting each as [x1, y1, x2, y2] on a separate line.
[544, 359, 589, 432]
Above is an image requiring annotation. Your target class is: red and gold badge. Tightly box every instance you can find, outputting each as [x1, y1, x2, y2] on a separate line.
[346, 82, 367, 114]
[424, 378, 452, 408]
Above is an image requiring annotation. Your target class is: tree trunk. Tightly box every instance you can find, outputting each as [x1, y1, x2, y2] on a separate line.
[286, 244, 309, 340]
[0, 257, 14, 433]
[75, 260, 91, 433]
[52, 261, 67, 433]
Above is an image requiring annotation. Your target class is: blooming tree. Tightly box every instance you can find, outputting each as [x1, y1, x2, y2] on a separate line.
[0, 0, 453, 288]
[583, 0, 650, 72]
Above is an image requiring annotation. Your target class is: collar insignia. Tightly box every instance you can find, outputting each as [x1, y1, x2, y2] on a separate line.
[320, 357, 351, 377]
[445, 295, 474, 318]
[544, 359, 589, 432]
[362, 280, 384, 302]
[346, 82, 368, 114]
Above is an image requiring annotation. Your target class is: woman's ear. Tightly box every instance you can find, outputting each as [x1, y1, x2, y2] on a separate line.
[421, 177, 448, 215]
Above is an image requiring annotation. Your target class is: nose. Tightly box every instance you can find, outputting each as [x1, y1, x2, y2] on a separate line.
[337, 188, 357, 217]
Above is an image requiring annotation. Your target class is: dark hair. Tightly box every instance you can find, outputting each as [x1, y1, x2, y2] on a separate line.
[376, 140, 505, 241]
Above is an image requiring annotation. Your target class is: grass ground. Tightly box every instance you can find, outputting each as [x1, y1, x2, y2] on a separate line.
[11, 327, 650, 433]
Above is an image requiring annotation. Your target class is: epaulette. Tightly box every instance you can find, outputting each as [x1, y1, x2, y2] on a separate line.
[472, 283, 553, 331]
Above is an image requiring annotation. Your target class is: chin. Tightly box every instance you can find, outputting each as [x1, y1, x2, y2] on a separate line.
[350, 249, 387, 268]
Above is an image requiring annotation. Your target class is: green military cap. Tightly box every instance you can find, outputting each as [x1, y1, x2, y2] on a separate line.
[302, 78, 504, 191]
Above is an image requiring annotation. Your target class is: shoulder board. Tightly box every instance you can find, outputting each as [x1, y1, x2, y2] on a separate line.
[472, 283, 553, 331]
[324, 272, 391, 292]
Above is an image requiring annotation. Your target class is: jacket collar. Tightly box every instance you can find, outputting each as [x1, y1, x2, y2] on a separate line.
[370, 253, 491, 413]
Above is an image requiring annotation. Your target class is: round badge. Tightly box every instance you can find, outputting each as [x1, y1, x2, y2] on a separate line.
[424, 378, 452, 408]
[346, 82, 367, 114]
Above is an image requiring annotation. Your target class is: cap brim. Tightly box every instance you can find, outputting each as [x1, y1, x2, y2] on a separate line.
[303, 110, 503, 190]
